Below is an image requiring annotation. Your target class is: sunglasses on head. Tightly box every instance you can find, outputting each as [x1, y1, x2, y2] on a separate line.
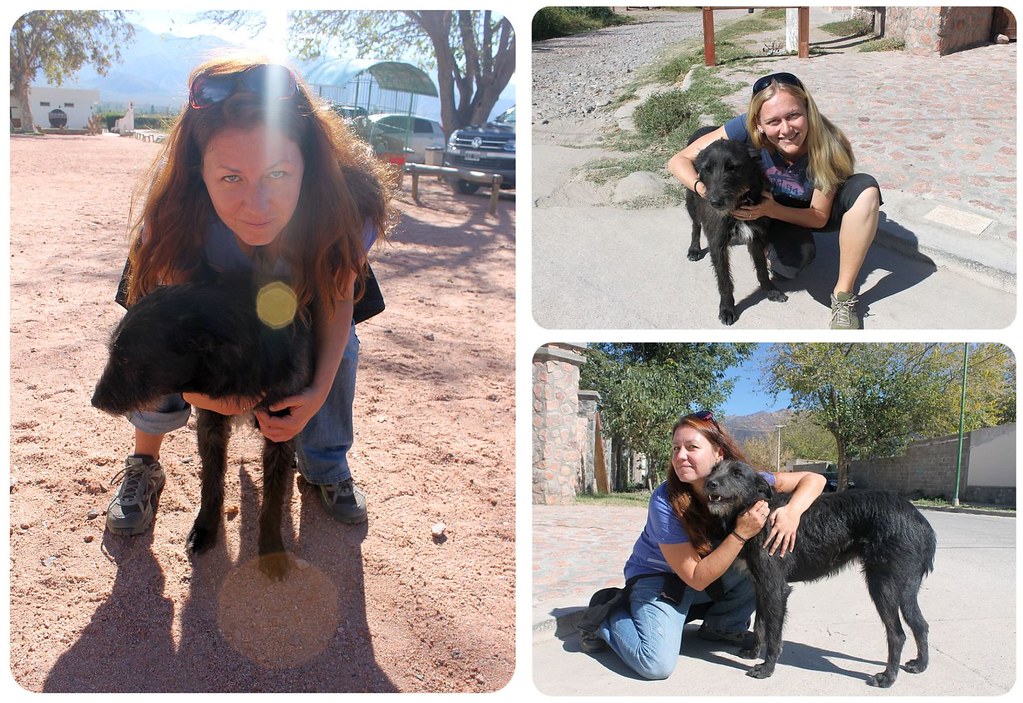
[189, 64, 298, 109]
[752, 72, 804, 96]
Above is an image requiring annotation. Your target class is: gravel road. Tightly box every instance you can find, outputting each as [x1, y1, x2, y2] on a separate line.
[531, 8, 746, 126]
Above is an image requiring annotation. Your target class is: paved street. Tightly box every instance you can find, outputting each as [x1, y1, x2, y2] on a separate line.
[532, 503, 1015, 696]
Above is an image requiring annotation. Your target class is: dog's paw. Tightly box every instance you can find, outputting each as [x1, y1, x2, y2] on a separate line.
[766, 289, 788, 303]
[746, 662, 775, 679]
[258, 551, 290, 581]
[687, 248, 706, 262]
[867, 671, 897, 688]
[902, 658, 928, 674]
[719, 308, 736, 325]
[186, 524, 217, 554]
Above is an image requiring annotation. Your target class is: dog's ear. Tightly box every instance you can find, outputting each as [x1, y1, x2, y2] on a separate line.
[754, 471, 775, 501]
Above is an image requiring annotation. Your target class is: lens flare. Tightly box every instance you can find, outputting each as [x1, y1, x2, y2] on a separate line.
[256, 281, 298, 329]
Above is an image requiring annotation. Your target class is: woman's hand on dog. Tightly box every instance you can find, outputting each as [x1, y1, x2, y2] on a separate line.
[735, 499, 770, 540]
[732, 191, 777, 220]
[254, 386, 327, 443]
[763, 504, 800, 557]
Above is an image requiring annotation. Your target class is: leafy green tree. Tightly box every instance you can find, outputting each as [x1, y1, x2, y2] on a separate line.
[581, 343, 755, 485]
[203, 10, 515, 134]
[782, 412, 838, 464]
[10, 11, 135, 132]
[764, 343, 1014, 491]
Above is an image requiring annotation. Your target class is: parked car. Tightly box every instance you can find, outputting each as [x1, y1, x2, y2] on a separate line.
[363, 113, 445, 163]
[821, 467, 855, 492]
[330, 103, 368, 123]
[444, 105, 516, 195]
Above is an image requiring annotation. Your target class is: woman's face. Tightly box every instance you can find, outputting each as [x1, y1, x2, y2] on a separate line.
[202, 124, 305, 253]
[671, 424, 725, 488]
[756, 89, 809, 160]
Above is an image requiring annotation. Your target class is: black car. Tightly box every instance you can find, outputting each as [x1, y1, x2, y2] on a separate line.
[821, 469, 855, 492]
[444, 106, 516, 194]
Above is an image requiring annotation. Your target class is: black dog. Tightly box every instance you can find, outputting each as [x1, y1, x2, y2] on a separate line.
[685, 126, 787, 325]
[92, 272, 313, 580]
[703, 460, 936, 688]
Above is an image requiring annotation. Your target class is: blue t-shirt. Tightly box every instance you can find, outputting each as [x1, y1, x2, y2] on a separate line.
[623, 473, 776, 581]
[724, 114, 814, 209]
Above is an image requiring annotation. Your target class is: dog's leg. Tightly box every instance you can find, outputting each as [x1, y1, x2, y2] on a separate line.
[257, 437, 294, 580]
[899, 587, 930, 674]
[747, 239, 788, 303]
[686, 195, 706, 261]
[747, 570, 789, 679]
[188, 409, 231, 554]
[708, 236, 737, 325]
[864, 570, 907, 687]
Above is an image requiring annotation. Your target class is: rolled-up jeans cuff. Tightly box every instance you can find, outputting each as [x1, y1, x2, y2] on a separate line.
[128, 395, 191, 435]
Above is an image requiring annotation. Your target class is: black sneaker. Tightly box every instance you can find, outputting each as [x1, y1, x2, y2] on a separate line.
[106, 455, 166, 535]
[318, 478, 367, 524]
[578, 628, 607, 653]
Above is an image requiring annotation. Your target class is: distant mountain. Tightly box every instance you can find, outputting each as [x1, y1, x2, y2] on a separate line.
[59, 24, 235, 110]
[48, 23, 516, 122]
[721, 409, 795, 444]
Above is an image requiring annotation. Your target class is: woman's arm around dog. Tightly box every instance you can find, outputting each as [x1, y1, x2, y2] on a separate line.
[667, 125, 727, 197]
[659, 501, 768, 592]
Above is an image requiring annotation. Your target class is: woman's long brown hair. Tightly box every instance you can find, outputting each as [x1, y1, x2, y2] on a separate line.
[125, 55, 397, 315]
[666, 413, 752, 556]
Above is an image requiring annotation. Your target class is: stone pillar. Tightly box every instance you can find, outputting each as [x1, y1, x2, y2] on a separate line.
[577, 390, 601, 495]
[532, 343, 587, 505]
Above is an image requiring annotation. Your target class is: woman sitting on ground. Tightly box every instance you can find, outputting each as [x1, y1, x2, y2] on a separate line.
[668, 72, 882, 329]
[577, 411, 826, 680]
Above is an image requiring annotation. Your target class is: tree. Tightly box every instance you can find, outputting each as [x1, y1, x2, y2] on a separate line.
[581, 343, 755, 485]
[764, 343, 1015, 491]
[10, 11, 135, 132]
[203, 10, 515, 134]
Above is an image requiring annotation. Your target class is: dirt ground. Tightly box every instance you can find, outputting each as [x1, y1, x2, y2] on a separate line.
[8, 133, 515, 692]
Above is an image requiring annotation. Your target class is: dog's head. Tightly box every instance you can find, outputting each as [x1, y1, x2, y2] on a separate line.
[703, 459, 775, 519]
[693, 139, 767, 213]
[91, 285, 213, 415]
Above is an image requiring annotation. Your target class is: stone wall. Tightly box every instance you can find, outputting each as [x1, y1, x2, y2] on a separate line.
[883, 6, 998, 56]
[849, 424, 1016, 505]
[532, 344, 589, 505]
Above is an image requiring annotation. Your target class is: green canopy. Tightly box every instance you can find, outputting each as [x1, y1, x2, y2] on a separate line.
[299, 58, 438, 97]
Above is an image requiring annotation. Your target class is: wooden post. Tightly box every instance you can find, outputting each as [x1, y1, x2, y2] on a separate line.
[703, 7, 716, 66]
[798, 7, 810, 58]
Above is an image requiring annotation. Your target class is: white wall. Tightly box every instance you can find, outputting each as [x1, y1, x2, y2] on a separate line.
[24, 86, 100, 130]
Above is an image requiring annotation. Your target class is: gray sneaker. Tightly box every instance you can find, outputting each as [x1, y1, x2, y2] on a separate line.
[830, 291, 861, 330]
[106, 455, 166, 535]
[318, 478, 367, 524]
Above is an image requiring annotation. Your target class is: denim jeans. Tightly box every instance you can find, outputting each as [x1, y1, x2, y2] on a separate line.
[596, 565, 755, 681]
[128, 324, 360, 485]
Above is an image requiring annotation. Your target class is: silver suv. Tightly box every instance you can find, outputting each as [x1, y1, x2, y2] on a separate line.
[444, 106, 516, 194]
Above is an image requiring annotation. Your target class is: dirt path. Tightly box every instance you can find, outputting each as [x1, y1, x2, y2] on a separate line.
[8, 133, 515, 692]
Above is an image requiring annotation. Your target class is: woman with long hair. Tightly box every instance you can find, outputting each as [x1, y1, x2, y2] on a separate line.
[669, 72, 882, 329]
[105, 56, 395, 536]
[576, 411, 826, 680]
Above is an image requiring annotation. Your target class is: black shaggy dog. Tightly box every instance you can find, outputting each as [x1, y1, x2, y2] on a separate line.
[91, 272, 313, 580]
[703, 460, 936, 688]
[685, 126, 787, 325]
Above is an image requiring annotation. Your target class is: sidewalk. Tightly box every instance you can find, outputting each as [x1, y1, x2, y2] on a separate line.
[531, 503, 1016, 696]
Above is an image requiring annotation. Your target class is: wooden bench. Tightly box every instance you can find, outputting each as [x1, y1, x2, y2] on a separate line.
[402, 163, 505, 215]
[703, 7, 810, 65]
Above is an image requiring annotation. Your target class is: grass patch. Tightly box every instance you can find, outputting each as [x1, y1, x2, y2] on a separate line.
[574, 491, 652, 507]
[819, 18, 873, 37]
[859, 37, 905, 52]
[912, 497, 1014, 514]
[532, 7, 633, 41]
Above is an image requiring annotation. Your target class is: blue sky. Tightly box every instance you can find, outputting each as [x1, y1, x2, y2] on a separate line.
[720, 344, 792, 417]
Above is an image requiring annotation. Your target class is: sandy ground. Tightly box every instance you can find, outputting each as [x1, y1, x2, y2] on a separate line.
[8, 133, 515, 692]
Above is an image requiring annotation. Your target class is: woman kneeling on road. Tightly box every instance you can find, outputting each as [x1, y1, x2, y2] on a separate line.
[668, 72, 882, 329]
[576, 411, 826, 680]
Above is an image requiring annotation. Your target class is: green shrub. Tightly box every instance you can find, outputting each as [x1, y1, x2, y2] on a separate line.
[532, 6, 630, 40]
[632, 90, 699, 139]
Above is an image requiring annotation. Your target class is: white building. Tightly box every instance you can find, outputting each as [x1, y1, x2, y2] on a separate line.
[12, 86, 100, 131]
